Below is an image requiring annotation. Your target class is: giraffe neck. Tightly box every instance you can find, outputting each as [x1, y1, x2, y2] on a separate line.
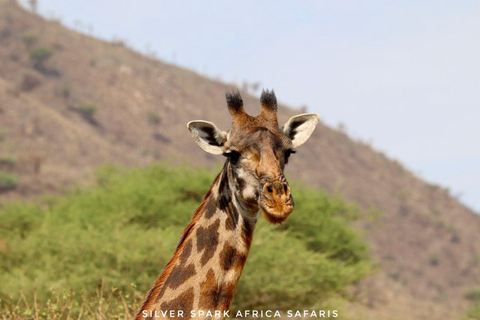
[137, 162, 257, 320]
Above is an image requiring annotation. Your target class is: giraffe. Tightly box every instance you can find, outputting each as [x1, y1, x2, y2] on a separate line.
[136, 90, 319, 320]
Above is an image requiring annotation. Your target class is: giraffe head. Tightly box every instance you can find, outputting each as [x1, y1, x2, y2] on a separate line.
[188, 90, 319, 224]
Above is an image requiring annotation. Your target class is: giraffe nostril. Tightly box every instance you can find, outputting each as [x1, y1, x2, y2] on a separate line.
[263, 183, 275, 199]
[283, 184, 288, 194]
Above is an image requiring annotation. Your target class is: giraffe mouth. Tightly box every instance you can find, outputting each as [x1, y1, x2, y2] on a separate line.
[259, 197, 294, 224]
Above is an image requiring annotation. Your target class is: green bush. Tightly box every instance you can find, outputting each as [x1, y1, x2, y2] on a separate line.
[0, 156, 16, 171]
[466, 289, 480, 302]
[0, 156, 15, 165]
[468, 304, 480, 320]
[0, 172, 18, 191]
[466, 288, 480, 319]
[76, 104, 97, 118]
[21, 34, 37, 46]
[0, 163, 371, 313]
[29, 47, 53, 67]
[234, 181, 370, 309]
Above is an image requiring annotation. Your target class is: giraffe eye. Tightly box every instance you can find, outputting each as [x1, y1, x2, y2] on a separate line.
[224, 150, 241, 164]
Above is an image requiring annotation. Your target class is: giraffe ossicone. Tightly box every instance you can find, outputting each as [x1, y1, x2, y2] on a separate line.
[136, 90, 320, 320]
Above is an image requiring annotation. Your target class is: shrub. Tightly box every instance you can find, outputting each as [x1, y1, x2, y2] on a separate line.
[21, 33, 37, 46]
[0, 163, 371, 313]
[468, 304, 480, 320]
[235, 181, 371, 309]
[76, 104, 97, 121]
[466, 289, 480, 302]
[74, 104, 98, 126]
[0, 156, 15, 170]
[0, 172, 18, 192]
[29, 47, 53, 68]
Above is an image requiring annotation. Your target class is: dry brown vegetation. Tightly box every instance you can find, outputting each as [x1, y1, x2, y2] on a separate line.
[0, 1, 479, 319]
[0, 283, 142, 320]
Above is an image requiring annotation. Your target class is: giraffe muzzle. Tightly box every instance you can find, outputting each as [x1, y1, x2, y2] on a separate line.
[259, 181, 294, 224]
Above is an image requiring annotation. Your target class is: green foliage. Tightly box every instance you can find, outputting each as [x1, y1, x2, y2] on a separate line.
[76, 104, 97, 117]
[29, 47, 53, 66]
[0, 156, 15, 166]
[468, 304, 480, 320]
[465, 288, 480, 320]
[21, 34, 37, 46]
[0, 163, 371, 314]
[0, 172, 18, 191]
[0, 156, 16, 171]
[235, 182, 370, 309]
[466, 289, 480, 302]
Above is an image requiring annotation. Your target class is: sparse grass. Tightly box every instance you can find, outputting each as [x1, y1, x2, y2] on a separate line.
[60, 86, 70, 98]
[429, 253, 440, 267]
[0, 163, 371, 316]
[0, 283, 142, 319]
[147, 111, 161, 125]
[0, 128, 8, 141]
[0, 171, 18, 191]
[20, 73, 41, 92]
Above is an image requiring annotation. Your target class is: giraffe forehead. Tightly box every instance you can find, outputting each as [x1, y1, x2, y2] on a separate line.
[227, 127, 291, 152]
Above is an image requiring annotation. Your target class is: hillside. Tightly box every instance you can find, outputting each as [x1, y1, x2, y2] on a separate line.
[1, 1, 479, 319]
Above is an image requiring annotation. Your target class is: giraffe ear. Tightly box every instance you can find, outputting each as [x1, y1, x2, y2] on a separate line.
[282, 113, 320, 148]
[187, 121, 227, 155]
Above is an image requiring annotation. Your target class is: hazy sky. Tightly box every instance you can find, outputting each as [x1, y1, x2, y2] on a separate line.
[26, 0, 480, 211]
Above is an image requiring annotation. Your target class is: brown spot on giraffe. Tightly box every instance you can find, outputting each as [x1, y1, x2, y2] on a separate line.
[242, 218, 255, 248]
[196, 219, 220, 266]
[166, 263, 196, 290]
[178, 239, 192, 263]
[160, 287, 194, 320]
[199, 268, 219, 310]
[154, 262, 196, 302]
[219, 242, 246, 271]
[216, 282, 237, 311]
[203, 196, 217, 219]
[199, 269, 238, 314]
